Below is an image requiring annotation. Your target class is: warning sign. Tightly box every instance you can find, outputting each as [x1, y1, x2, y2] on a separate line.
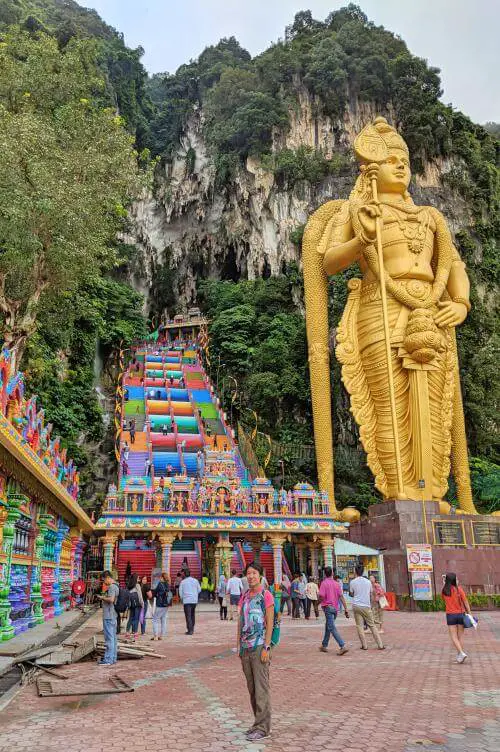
[406, 544, 433, 572]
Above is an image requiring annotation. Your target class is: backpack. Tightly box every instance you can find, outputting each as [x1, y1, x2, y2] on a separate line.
[155, 582, 173, 608]
[241, 590, 281, 648]
[114, 587, 130, 614]
[129, 588, 141, 609]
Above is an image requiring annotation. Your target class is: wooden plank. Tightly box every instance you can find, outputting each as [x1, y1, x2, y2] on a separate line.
[70, 636, 96, 663]
[37, 675, 134, 697]
[24, 662, 70, 680]
[35, 649, 74, 667]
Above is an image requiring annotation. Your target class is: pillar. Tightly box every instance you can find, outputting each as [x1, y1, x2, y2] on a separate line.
[158, 533, 176, 579]
[266, 534, 287, 585]
[30, 513, 51, 627]
[296, 541, 307, 574]
[216, 532, 233, 579]
[103, 534, 117, 573]
[53, 520, 70, 616]
[0, 497, 21, 641]
[317, 534, 335, 572]
[310, 542, 320, 579]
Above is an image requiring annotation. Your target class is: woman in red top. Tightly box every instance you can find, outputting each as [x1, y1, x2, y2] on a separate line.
[442, 572, 471, 663]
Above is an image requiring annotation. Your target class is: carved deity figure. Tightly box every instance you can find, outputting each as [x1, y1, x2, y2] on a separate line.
[303, 117, 476, 512]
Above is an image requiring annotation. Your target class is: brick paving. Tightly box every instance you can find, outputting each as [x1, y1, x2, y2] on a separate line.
[0, 607, 498, 752]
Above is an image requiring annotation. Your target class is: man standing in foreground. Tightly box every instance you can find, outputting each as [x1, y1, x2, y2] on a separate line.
[226, 568, 243, 620]
[350, 563, 384, 650]
[179, 569, 201, 635]
[318, 566, 349, 655]
[97, 571, 119, 665]
[237, 562, 274, 742]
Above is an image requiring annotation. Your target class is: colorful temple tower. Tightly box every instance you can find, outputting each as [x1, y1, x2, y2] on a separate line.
[0, 348, 91, 639]
[96, 311, 348, 587]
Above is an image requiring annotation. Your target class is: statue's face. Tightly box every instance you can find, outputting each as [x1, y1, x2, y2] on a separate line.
[377, 149, 411, 194]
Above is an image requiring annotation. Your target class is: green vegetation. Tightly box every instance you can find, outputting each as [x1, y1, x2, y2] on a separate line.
[0, 29, 144, 366]
[0, 5, 149, 501]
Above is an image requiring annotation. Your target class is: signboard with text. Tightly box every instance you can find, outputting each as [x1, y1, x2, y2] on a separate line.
[411, 571, 433, 600]
[406, 544, 433, 572]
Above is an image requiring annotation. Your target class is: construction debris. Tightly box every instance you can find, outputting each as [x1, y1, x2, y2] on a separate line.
[37, 674, 134, 697]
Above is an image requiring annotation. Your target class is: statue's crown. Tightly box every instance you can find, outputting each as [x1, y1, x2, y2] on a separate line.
[354, 116, 409, 164]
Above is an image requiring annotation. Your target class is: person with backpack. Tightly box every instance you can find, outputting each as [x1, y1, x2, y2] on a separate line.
[442, 572, 473, 663]
[126, 573, 144, 640]
[151, 573, 172, 641]
[140, 575, 152, 636]
[96, 571, 119, 666]
[114, 581, 131, 634]
[237, 562, 275, 743]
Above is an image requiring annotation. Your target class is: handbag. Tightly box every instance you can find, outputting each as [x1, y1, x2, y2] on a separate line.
[378, 595, 389, 610]
[459, 590, 478, 630]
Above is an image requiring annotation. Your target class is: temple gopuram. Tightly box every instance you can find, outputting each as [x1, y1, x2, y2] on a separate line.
[0, 349, 91, 640]
[96, 311, 349, 586]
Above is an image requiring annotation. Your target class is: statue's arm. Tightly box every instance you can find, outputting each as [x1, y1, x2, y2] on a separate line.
[432, 208, 471, 327]
[446, 247, 471, 308]
[322, 204, 363, 275]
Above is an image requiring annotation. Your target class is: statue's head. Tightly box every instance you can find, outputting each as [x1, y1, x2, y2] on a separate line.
[354, 116, 411, 196]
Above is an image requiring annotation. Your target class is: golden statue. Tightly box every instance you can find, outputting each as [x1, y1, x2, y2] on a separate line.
[303, 117, 477, 514]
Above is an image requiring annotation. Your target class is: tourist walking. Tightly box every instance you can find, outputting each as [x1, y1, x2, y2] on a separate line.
[151, 573, 172, 641]
[280, 574, 292, 616]
[369, 574, 386, 633]
[291, 572, 305, 618]
[97, 571, 119, 666]
[350, 564, 384, 650]
[129, 418, 136, 444]
[318, 566, 349, 655]
[122, 441, 130, 462]
[179, 569, 201, 635]
[442, 572, 472, 663]
[126, 573, 144, 640]
[305, 576, 320, 619]
[217, 573, 228, 620]
[140, 575, 152, 636]
[227, 569, 243, 620]
[237, 562, 274, 742]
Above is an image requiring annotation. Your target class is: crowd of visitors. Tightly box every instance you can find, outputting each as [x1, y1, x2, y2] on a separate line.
[98, 563, 475, 739]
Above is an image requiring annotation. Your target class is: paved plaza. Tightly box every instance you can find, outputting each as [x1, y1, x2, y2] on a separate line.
[0, 606, 499, 752]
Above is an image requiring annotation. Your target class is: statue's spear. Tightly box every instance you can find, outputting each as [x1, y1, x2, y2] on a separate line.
[354, 122, 406, 498]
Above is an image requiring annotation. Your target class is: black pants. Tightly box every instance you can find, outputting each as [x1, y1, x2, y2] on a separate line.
[218, 596, 227, 620]
[280, 595, 291, 616]
[116, 610, 122, 634]
[292, 597, 305, 618]
[184, 603, 196, 633]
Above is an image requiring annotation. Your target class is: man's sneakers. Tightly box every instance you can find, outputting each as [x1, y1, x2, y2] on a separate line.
[319, 646, 328, 653]
[246, 730, 270, 742]
[457, 651, 468, 663]
[337, 646, 349, 656]
[97, 660, 115, 667]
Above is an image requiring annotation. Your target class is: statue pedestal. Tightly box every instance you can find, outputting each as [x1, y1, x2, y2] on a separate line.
[349, 501, 500, 597]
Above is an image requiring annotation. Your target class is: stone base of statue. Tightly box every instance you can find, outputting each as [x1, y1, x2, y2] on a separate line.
[349, 501, 500, 598]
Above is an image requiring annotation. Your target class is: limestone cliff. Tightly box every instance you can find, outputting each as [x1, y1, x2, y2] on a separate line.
[128, 91, 472, 313]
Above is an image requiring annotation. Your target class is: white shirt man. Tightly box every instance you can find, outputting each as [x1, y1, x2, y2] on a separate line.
[349, 565, 384, 650]
[179, 571, 201, 635]
[226, 571, 243, 619]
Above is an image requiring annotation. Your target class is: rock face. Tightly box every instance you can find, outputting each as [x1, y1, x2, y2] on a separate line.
[128, 92, 470, 312]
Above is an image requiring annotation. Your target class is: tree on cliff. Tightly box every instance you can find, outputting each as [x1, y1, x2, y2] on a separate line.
[0, 30, 144, 367]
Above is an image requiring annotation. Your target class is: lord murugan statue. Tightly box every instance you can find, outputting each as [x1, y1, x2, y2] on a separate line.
[303, 117, 477, 517]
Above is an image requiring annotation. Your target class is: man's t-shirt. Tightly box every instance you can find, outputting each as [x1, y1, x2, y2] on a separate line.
[349, 576, 373, 608]
[238, 586, 274, 654]
[102, 582, 119, 621]
[179, 576, 201, 604]
[226, 576, 243, 596]
[318, 577, 342, 609]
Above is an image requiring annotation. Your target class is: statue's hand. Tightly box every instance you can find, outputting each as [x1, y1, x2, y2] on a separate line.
[357, 202, 381, 245]
[434, 301, 468, 328]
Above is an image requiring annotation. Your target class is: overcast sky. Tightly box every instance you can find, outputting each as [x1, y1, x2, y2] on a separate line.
[84, 0, 499, 123]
